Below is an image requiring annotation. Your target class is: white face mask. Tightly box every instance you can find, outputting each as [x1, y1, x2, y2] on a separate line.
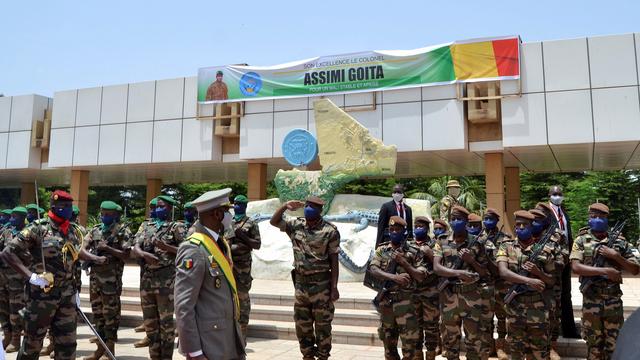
[392, 193, 404, 202]
[550, 195, 564, 206]
[222, 211, 233, 230]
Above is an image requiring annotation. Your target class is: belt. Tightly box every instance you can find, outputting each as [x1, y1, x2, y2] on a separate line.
[589, 286, 621, 297]
[452, 282, 479, 293]
[295, 271, 331, 283]
[387, 291, 413, 302]
[515, 292, 544, 303]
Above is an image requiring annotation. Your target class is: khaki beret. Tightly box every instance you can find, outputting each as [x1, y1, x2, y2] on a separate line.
[514, 210, 535, 221]
[468, 213, 482, 223]
[389, 215, 407, 227]
[415, 216, 430, 225]
[451, 205, 470, 218]
[589, 203, 609, 215]
[433, 219, 448, 228]
[484, 208, 500, 219]
[306, 196, 325, 206]
[529, 209, 546, 219]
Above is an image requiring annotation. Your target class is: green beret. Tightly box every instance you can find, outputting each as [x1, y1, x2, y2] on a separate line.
[116, 204, 123, 212]
[26, 204, 44, 213]
[184, 202, 194, 209]
[100, 201, 120, 211]
[149, 198, 158, 206]
[234, 195, 248, 203]
[1, 209, 13, 215]
[156, 195, 177, 206]
[72, 205, 80, 215]
[11, 206, 27, 215]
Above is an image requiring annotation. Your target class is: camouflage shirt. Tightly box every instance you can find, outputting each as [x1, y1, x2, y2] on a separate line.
[479, 229, 510, 282]
[496, 238, 557, 290]
[0, 226, 19, 268]
[84, 222, 132, 274]
[135, 219, 186, 271]
[433, 233, 488, 285]
[8, 218, 83, 290]
[277, 217, 340, 275]
[570, 228, 639, 290]
[228, 215, 261, 264]
[439, 195, 459, 221]
[408, 238, 438, 288]
[370, 242, 426, 292]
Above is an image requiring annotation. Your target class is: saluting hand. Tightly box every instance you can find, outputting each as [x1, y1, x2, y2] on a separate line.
[286, 200, 305, 211]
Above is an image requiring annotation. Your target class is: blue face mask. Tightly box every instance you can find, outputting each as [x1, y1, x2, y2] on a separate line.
[414, 227, 428, 240]
[304, 205, 320, 220]
[433, 228, 446, 237]
[233, 204, 246, 216]
[516, 227, 532, 241]
[26, 213, 37, 223]
[531, 220, 544, 236]
[450, 219, 467, 234]
[53, 206, 73, 220]
[149, 208, 157, 219]
[389, 231, 405, 245]
[184, 211, 195, 223]
[467, 225, 481, 236]
[101, 214, 116, 226]
[9, 217, 21, 227]
[589, 217, 608, 232]
[155, 206, 169, 221]
[483, 218, 498, 230]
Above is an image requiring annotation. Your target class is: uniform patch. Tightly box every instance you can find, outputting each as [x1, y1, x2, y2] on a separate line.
[181, 258, 193, 270]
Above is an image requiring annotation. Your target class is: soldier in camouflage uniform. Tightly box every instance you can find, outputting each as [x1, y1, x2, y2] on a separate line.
[227, 194, 261, 340]
[0, 209, 11, 228]
[24, 204, 44, 224]
[496, 210, 557, 360]
[478, 208, 509, 360]
[570, 203, 640, 360]
[439, 180, 461, 222]
[0, 190, 106, 360]
[132, 195, 186, 360]
[81, 201, 132, 359]
[205, 70, 229, 101]
[408, 216, 437, 360]
[433, 205, 489, 360]
[0, 207, 28, 352]
[270, 197, 340, 360]
[182, 201, 197, 233]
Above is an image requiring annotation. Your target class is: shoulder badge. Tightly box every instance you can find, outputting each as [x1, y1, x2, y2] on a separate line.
[181, 258, 194, 270]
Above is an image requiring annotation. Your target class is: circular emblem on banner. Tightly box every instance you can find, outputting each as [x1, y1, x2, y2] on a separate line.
[282, 129, 318, 167]
[239, 72, 262, 97]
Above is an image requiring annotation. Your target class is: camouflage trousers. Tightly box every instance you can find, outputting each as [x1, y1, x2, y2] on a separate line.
[549, 275, 562, 342]
[493, 280, 509, 340]
[89, 271, 123, 341]
[413, 286, 440, 353]
[505, 292, 549, 360]
[233, 260, 253, 334]
[18, 284, 77, 360]
[378, 291, 419, 360]
[293, 273, 335, 360]
[0, 269, 25, 340]
[141, 267, 176, 360]
[581, 290, 624, 360]
[478, 283, 495, 359]
[440, 284, 484, 360]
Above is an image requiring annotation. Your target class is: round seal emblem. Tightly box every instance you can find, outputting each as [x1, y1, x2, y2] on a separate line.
[239, 72, 262, 97]
[282, 129, 318, 167]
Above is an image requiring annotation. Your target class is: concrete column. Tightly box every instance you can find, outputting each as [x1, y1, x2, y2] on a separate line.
[485, 153, 505, 227]
[505, 167, 521, 233]
[20, 182, 36, 205]
[70, 170, 90, 226]
[146, 178, 163, 217]
[247, 163, 267, 201]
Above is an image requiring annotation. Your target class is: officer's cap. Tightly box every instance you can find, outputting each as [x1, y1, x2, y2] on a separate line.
[156, 195, 177, 206]
[484, 208, 500, 219]
[589, 203, 609, 215]
[234, 195, 248, 204]
[514, 210, 535, 221]
[100, 201, 120, 211]
[305, 196, 325, 207]
[191, 188, 232, 213]
[11, 206, 27, 215]
[389, 216, 407, 227]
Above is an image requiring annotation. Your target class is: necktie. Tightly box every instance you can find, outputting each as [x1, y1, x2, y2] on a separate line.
[557, 206, 565, 231]
[397, 203, 404, 219]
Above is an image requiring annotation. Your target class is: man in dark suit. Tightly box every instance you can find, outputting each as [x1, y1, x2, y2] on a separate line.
[548, 185, 580, 340]
[375, 184, 413, 248]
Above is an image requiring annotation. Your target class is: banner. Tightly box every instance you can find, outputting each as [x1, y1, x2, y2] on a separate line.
[198, 36, 520, 104]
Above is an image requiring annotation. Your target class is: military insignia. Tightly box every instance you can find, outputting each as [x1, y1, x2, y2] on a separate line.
[181, 258, 193, 270]
[208, 256, 218, 268]
[214, 277, 222, 289]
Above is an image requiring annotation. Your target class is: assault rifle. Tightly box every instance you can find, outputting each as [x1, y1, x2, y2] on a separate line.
[436, 232, 484, 292]
[578, 220, 626, 293]
[82, 222, 131, 271]
[504, 218, 559, 304]
[371, 239, 411, 310]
